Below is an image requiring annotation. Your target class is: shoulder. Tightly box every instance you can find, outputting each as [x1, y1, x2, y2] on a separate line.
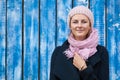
[51, 40, 69, 60]
[97, 45, 107, 50]
[96, 45, 109, 59]
[50, 46, 62, 67]
[97, 45, 108, 54]
[51, 46, 62, 59]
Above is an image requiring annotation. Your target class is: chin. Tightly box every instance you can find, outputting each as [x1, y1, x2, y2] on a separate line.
[75, 34, 86, 39]
[76, 34, 84, 37]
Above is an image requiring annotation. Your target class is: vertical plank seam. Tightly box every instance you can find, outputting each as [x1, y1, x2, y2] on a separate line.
[105, 0, 107, 47]
[55, 0, 58, 46]
[38, 0, 40, 80]
[22, 0, 24, 80]
[5, 0, 7, 80]
[72, 0, 74, 8]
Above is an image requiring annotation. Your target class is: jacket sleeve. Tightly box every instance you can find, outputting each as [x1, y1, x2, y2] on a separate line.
[79, 65, 98, 80]
[79, 47, 109, 80]
[50, 47, 60, 80]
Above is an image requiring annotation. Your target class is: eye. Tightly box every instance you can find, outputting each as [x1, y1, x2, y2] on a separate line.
[82, 20, 87, 23]
[73, 21, 77, 23]
[72, 20, 78, 23]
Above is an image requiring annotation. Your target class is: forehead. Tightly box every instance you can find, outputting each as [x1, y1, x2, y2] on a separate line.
[71, 14, 89, 20]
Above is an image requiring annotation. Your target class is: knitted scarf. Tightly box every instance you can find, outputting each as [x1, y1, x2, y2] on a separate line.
[64, 29, 98, 60]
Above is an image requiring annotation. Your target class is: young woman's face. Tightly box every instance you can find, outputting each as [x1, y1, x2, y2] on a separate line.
[70, 14, 91, 40]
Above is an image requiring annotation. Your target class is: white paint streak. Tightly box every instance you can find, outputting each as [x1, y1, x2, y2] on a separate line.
[7, 7, 22, 48]
[6, 1, 22, 80]
[0, 77, 5, 80]
[110, 67, 117, 80]
[41, 36, 47, 55]
[2, 55, 5, 67]
[14, 61, 21, 80]
[30, 9, 38, 49]
[8, 10, 20, 26]
[113, 23, 120, 30]
[116, 70, 120, 79]
[0, 0, 6, 70]
[58, 4, 66, 21]
[109, 19, 112, 22]
[41, 69, 47, 80]
[0, 26, 5, 48]
[77, 0, 88, 5]
[113, 23, 120, 27]
[117, 42, 120, 62]
[78, 0, 86, 1]
[24, 8, 39, 80]
[111, 36, 116, 56]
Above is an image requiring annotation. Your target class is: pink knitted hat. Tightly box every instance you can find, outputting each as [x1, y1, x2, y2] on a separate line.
[68, 6, 94, 28]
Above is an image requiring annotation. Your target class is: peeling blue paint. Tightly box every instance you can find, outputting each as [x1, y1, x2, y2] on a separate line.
[0, 0, 120, 80]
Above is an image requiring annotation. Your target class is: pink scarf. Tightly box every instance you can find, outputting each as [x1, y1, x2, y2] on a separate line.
[64, 29, 98, 60]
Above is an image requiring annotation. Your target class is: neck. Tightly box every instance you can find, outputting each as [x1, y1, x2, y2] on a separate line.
[74, 36, 87, 41]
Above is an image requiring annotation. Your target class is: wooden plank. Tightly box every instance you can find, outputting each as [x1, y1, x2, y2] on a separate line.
[57, 0, 72, 46]
[107, 0, 120, 80]
[0, 0, 6, 79]
[7, 0, 22, 80]
[90, 0, 106, 46]
[73, 0, 88, 7]
[40, 0, 56, 80]
[24, 0, 39, 79]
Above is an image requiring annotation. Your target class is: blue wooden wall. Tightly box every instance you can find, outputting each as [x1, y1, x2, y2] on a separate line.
[0, 0, 120, 80]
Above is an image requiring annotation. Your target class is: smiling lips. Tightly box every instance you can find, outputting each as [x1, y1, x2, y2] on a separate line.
[75, 27, 84, 32]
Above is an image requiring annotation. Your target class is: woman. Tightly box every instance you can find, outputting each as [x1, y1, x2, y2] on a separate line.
[50, 6, 109, 80]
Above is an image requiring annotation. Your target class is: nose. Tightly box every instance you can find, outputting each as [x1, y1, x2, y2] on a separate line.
[77, 21, 82, 27]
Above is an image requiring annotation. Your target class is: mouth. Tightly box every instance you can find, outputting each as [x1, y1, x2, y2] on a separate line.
[75, 28, 84, 32]
[76, 30, 84, 33]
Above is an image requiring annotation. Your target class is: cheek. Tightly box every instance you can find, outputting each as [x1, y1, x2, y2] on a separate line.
[85, 24, 91, 30]
[70, 27, 76, 32]
[70, 28, 76, 34]
[87, 26, 91, 30]
[70, 24, 77, 29]
[70, 25, 74, 30]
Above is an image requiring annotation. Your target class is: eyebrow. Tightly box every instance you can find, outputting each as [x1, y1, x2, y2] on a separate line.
[71, 19, 88, 21]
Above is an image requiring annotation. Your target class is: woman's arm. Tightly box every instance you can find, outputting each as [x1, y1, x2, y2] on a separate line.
[50, 47, 60, 80]
[73, 47, 109, 80]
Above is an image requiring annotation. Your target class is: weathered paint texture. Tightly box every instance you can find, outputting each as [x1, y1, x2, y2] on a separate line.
[0, 0, 120, 80]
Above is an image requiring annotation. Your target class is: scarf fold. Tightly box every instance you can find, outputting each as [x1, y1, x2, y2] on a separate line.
[64, 28, 98, 60]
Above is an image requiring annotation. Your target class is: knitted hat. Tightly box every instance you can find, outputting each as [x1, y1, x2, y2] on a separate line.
[67, 6, 94, 28]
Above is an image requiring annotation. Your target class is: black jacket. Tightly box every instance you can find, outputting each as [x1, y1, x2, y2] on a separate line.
[50, 40, 109, 80]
